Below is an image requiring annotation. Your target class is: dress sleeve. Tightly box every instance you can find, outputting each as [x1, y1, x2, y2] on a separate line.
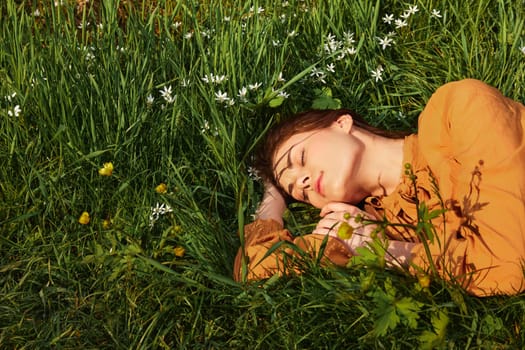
[233, 219, 352, 282]
[411, 79, 525, 296]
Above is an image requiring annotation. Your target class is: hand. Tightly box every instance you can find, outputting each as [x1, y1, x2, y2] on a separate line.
[313, 202, 376, 254]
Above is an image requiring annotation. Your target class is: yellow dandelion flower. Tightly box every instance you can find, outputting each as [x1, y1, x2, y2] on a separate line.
[418, 274, 431, 289]
[337, 221, 353, 240]
[98, 162, 114, 176]
[155, 183, 168, 194]
[78, 211, 90, 225]
[174, 246, 185, 257]
[102, 218, 111, 229]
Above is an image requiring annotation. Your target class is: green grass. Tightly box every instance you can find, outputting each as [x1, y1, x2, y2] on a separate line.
[1, 0, 525, 348]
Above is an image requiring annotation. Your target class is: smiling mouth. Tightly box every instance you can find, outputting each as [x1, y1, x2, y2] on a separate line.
[315, 172, 323, 195]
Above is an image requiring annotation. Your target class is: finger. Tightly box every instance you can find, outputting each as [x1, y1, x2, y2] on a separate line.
[316, 217, 339, 227]
[320, 202, 360, 217]
[315, 225, 339, 232]
[312, 227, 339, 236]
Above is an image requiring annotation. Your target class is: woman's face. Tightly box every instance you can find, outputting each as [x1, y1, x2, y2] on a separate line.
[272, 117, 366, 208]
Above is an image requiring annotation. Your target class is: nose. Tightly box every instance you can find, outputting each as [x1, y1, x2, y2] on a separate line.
[296, 174, 311, 189]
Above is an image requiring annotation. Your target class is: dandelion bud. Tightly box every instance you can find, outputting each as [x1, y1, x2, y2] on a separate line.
[337, 221, 353, 240]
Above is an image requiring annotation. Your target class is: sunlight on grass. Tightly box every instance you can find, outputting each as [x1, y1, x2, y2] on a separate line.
[1, 0, 525, 347]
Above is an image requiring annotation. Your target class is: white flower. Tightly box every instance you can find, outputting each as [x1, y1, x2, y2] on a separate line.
[224, 16, 231, 22]
[343, 31, 355, 46]
[184, 32, 193, 40]
[5, 92, 16, 102]
[160, 85, 172, 98]
[214, 75, 227, 84]
[277, 72, 286, 82]
[248, 82, 262, 91]
[377, 36, 394, 50]
[237, 87, 248, 100]
[431, 9, 442, 18]
[394, 19, 408, 29]
[310, 67, 327, 83]
[173, 21, 182, 29]
[326, 63, 336, 73]
[282, 1, 289, 7]
[520, 46, 525, 55]
[8, 105, 22, 117]
[382, 14, 394, 24]
[280, 14, 286, 23]
[256, 7, 264, 14]
[310, 67, 324, 78]
[146, 94, 154, 105]
[180, 79, 190, 87]
[277, 91, 290, 99]
[201, 120, 210, 133]
[202, 73, 227, 85]
[406, 5, 419, 16]
[324, 33, 343, 54]
[287, 30, 298, 38]
[272, 40, 282, 47]
[33, 9, 41, 17]
[85, 51, 95, 61]
[248, 166, 261, 181]
[149, 203, 173, 227]
[400, 11, 411, 19]
[160, 85, 176, 104]
[77, 21, 90, 29]
[345, 47, 357, 55]
[214, 90, 230, 103]
[370, 65, 384, 82]
[201, 120, 219, 136]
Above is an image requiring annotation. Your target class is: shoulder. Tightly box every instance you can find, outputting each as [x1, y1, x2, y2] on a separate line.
[426, 79, 506, 114]
[418, 79, 522, 134]
[434, 78, 499, 95]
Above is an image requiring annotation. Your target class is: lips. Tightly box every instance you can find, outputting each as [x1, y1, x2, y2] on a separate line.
[315, 172, 323, 195]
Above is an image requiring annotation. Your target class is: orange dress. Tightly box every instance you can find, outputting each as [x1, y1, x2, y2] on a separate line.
[234, 79, 525, 297]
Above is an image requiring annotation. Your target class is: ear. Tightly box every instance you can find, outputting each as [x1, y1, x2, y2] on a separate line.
[331, 114, 354, 133]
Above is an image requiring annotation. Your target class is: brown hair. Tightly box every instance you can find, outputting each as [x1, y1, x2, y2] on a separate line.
[253, 108, 410, 198]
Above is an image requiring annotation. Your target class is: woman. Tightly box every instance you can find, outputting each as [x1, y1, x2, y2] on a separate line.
[234, 79, 525, 297]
